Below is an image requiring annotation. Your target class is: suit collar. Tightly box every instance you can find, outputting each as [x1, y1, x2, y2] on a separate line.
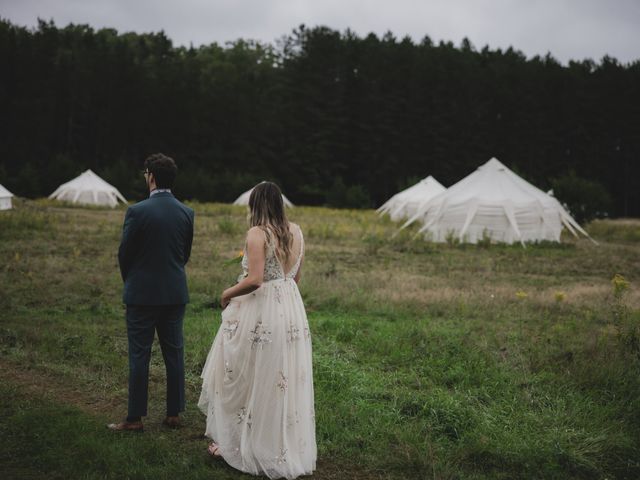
[149, 190, 174, 199]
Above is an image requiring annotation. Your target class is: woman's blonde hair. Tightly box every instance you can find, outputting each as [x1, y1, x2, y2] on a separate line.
[248, 182, 292, 264]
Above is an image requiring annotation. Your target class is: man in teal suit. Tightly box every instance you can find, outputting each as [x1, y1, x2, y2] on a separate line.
[108, 153, 194, 432]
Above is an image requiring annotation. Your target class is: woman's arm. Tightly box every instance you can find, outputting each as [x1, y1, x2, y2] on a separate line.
[221, 227, 266, 308]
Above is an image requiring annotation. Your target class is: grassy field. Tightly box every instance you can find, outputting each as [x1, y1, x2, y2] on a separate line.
[1, 199, 639, 479]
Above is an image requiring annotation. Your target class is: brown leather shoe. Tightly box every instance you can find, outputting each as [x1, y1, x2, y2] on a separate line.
[107, 420, 144, 432]
[162, 416, 181, 429]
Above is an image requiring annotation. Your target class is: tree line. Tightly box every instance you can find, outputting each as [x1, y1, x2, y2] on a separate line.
[1, 19, 638, 218]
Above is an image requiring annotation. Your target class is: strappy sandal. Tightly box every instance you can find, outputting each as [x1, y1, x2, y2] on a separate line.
[207, 442, 223, 458]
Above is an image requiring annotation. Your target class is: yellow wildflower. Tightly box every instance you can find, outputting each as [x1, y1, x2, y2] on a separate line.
[223, 250, 244, 266]
[611, 274, 630, 297]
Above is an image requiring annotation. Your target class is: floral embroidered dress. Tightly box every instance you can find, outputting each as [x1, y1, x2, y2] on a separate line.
[199, 225, 316, 479]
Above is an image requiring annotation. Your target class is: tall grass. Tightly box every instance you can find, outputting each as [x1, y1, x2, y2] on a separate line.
[586, 218, 640, 243]
[0, 202, 639, 479]
[0, 205, 52, 240]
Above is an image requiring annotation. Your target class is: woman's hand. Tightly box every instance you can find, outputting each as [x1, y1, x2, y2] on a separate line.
[221, 289, 232, 309]
[218, 228, 266, 310]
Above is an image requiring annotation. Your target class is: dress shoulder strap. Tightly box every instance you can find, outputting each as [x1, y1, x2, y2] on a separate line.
[259, 226, 276, 252]
[297, 223, 304, 259]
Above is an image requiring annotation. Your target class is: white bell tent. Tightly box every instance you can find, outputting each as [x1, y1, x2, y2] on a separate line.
[0, 184, 14, 210]
[49, 169, 127, 208]
[233, 184, 294, 208]
[402, 158, 594, 245]
[377, 176, 446, 221]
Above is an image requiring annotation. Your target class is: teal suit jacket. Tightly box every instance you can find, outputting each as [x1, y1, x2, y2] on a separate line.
[118, 192, 194, 305]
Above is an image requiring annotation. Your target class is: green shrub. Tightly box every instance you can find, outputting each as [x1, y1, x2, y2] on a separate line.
[551, 172, 613, 223]
[0, 209, 52, 239]
[586, 219, 640, 243]
[326, 177, 371, 209]
[217, 217, 240, 235]
[362, 232, 384, 255]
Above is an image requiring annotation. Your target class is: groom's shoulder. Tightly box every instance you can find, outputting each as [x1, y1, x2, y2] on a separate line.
[128, 198, 152, 212]
[175, 199, 194, 218]
[124, 198, 159, 220]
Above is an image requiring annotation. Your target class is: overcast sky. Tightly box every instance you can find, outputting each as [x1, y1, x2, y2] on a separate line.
[2, 0, 640, 64]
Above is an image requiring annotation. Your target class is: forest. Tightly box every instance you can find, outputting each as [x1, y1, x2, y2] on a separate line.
[1, 19, 638, 218]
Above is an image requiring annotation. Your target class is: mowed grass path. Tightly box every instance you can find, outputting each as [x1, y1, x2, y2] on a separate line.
[1, 200, 639, 479]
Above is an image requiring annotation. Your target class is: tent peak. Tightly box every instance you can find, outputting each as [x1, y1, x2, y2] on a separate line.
[233, 185, 294, 207]
[49, 169, 127, 207]
[480, 157, 508, 171]
[378, 175, 446, 221]
[0, 184, 14, 197]
[402, 157, 593, 245]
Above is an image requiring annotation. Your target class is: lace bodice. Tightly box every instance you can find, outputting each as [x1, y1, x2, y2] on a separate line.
[239, 225, 304, 283]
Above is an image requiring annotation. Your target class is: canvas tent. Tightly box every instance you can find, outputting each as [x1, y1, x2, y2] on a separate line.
[377, 176, 446, 221]
[0, 184, 14, 210]
[233, 184, 294, 208]
[49, 169, 127, 208]
[402, 158, 594, 245]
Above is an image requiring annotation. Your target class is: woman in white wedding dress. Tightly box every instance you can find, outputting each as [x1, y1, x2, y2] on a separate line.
[199, 182, 316, 479]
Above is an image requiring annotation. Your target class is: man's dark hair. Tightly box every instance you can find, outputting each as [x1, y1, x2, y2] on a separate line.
[144, 153, 178, 189]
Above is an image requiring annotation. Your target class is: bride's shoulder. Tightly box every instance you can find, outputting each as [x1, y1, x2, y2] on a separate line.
[246, 226, 268, 242]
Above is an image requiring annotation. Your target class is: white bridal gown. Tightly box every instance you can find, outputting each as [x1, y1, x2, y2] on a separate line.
[199, 225, 316, 479]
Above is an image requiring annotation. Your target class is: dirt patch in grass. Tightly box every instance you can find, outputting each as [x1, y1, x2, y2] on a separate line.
[0, 358, 386, 480]
[0, 359, 123, 417]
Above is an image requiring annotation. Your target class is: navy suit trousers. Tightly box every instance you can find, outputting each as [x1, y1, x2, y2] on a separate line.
[126, 304, 186, 418]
